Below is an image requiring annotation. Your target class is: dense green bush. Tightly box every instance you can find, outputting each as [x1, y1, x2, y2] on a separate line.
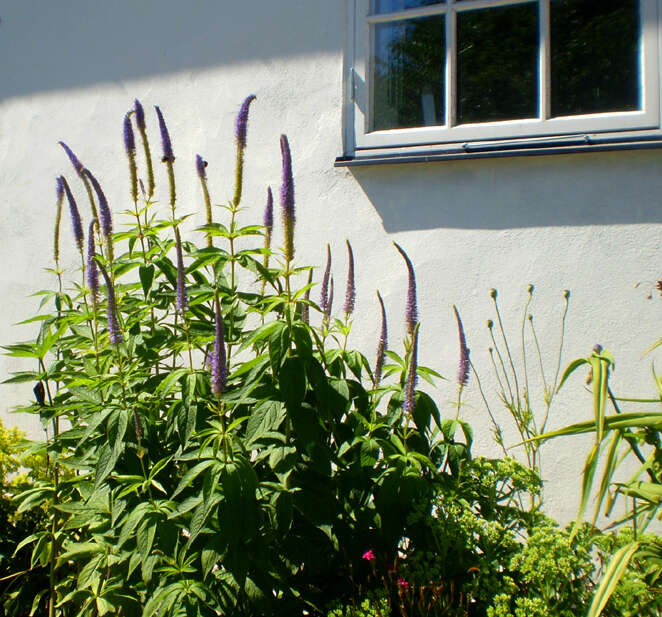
[2, 97, 658, 617]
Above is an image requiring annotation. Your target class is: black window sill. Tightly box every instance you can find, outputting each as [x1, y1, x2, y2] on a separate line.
[335, 134, 662, 167]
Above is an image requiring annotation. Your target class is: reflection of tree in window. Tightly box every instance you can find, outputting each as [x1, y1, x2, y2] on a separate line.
[372, 17, 445, 131]
[457, 4, 538, 124]
[551, 0, 639, 117]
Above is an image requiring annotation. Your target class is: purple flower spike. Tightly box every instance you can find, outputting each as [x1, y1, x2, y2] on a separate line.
[174, 228, 188, 314]
[374, 291, 388, 388]
[394, 242, 418, 336]
[155, 105, 174, 163]
[56, 176, 65, 201]
[280, 135, 295, 261]
[211, 295, 227, 396]
[58, 141, 84, 175]
[83, 170, 113, 239]
[60, 176, 84, 252]
[134, 99, 146, 132]
[99, 265, 122, 345]
[453, 305, 470, 387]
[344, 240, 356, 317]
[87, 220, 99, 302]
[320, 244, 331, 314]
[196, 154, 208, 180]
[235, 94, 256, 149]
[123, 112, 136, 155]
[404, 325, 419, 416]
[264, 186, 273, 246]
[326, 275, 334, 321]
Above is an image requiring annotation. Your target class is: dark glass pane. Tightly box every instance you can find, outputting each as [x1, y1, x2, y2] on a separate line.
[373, 0, 443, 14]
[457, 3, 538, 124]
[551, 0, 639, 117]
[372, 16, 445, 130]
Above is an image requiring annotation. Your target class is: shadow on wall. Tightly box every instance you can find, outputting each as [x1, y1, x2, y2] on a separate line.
[351, 149, 662, 231]
[0, 1, 342, 101]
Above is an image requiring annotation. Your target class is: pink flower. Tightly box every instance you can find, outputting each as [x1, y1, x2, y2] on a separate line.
[397, 578, 409, 590]
[362, 549, 375, 562]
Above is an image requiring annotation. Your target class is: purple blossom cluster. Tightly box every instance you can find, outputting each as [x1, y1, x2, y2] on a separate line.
[279, 135, 295, 261]
[344, 240, 355, 317]
[155, 105, 174, 163]
[453, 305, 470, 387]
[211, 295, 227, 396]
[235, 94, 256, 149]
[394, 243, 417, 336]
[374, 291, 388, 387]
[60, 176, 84, 252]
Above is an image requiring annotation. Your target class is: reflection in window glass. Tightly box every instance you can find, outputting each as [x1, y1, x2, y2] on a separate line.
[372, 0, 443, 15]
[457, 4, 538, 124]
[372, 16, 445, 131]
[551, 0, 639, 117]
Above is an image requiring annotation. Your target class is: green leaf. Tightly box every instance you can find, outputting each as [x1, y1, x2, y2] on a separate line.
[279, 355, 307, 410]
[557, 357, 589, 392]
[139, 264, 155, 296]
[268, 321, 290, 373]
[586, 542, 639, 617]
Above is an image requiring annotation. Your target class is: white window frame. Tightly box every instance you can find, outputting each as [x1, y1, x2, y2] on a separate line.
[342, 0, 662, 159]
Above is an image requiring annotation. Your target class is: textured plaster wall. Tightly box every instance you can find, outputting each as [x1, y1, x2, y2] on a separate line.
[2, 2, 661, 524]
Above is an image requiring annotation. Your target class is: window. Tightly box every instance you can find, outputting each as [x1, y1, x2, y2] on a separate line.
[339, 0, 662, 163]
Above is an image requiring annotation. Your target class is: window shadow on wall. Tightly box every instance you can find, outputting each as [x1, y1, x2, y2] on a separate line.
[0, 1, 342, 101]
[350, 149, 662, 231]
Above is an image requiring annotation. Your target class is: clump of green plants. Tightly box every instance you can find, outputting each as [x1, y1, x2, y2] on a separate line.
[1, 97, 468, 617]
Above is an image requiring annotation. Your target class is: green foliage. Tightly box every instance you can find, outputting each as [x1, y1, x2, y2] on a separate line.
[3, 101, 455, 617]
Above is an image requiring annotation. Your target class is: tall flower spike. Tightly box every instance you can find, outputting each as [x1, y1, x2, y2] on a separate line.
[264, 186, 274, 249]
[155, 105, 174, 163]
[404, 324, 419, 416]
[83, 169, 114, 264]
[54, 177, 64, 265]
[344, 240, 356, 317]
[155, 105, 176, 214]
[232, 95, 256, 207]
[196, 155, 213, 247]
[60, 176, 84, 252]
[134, 99, 155, 197]
[211, 294, 227, 396]
[196, 154, 208, 180]
[58, 141, 84, 176]
[394, 242, 418, 336]
[99, 263, 123, 345]
[235, 94, 256, 149]
[325, 275, 334, 323]
[280, 134, 295, 261]
[174, 227, 188, 314]
[87, 219, 99, 303]
[124, 112, 138, 203]
[453, 305, 470, 387]
[320, 244, 331, 314]
[374, 291, 388, 388]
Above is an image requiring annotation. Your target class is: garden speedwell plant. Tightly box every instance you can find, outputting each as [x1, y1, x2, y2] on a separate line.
[4, 98, 657, 617]
[2, 97, 473, 617]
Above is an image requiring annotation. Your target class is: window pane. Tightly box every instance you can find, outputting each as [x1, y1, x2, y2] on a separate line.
[457, 3, 538, 124]
[372, 0, 443, 14]
[551, 0, 639, 117]
[371, 16, 445, 131]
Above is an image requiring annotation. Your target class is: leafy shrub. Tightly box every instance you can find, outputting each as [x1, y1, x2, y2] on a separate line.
[3, 98, 467, 617]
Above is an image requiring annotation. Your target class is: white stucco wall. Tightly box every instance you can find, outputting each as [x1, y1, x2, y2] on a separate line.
[2, 2, 661, 524]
